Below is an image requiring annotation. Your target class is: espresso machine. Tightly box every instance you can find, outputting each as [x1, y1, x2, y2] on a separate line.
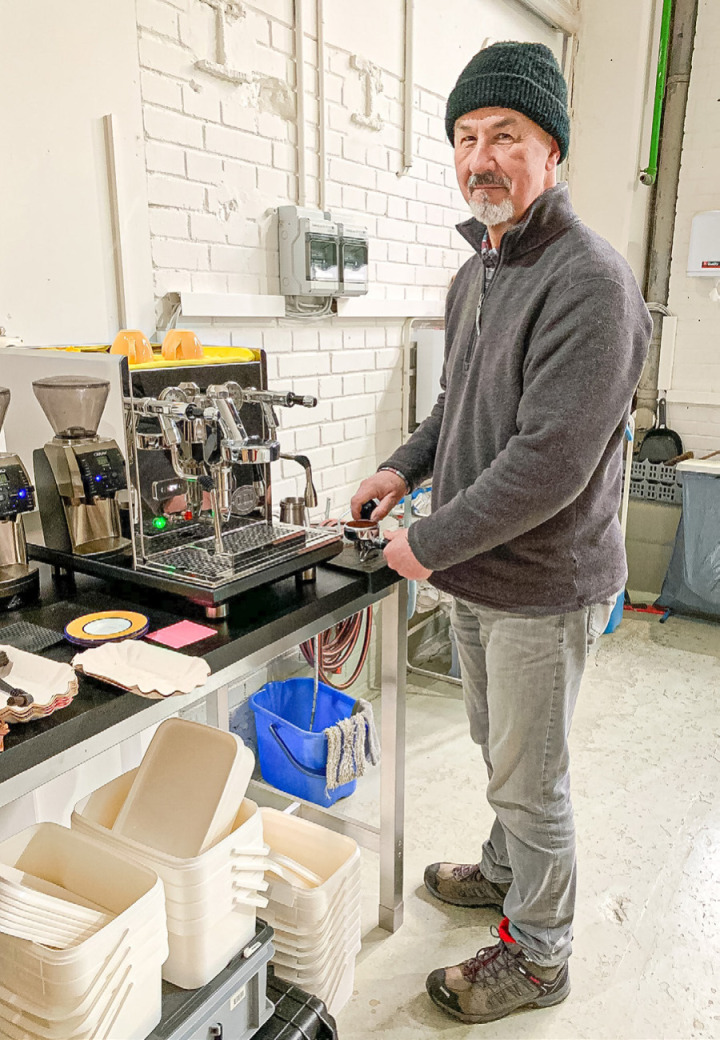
[121, 356, 342, 615]
[0, 388, 39, 609]
[31, 375, 131, 557]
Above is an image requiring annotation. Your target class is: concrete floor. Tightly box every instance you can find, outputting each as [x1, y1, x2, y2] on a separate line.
[336, 614, 720, 1040]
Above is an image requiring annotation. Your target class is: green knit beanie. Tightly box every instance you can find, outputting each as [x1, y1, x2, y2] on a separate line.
[445, 42, 570, 161]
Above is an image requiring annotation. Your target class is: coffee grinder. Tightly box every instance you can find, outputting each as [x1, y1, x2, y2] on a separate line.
[32, 375, 130, 557]
[0, 388, 39, 608]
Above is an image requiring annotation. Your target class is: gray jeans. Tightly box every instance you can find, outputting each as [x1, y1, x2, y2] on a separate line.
[449, 596, 614, 966]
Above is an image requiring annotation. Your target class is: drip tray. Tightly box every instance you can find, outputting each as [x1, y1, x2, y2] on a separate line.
[140, 522, 326, 588]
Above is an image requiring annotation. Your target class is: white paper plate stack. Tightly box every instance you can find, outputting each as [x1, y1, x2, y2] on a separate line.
[0, 823, 167, 1040]
[71, 718, 268, 989]
[72, 641, 211, 699]
[260, 809, 362, 1017]
[0, 646, 77, 723]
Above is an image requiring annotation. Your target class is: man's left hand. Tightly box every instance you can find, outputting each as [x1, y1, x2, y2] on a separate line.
[383, 529, 433, 580]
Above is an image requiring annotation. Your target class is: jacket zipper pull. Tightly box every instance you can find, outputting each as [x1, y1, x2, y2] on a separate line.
[475, 293, 483, 337]
[464, 287, 483, 369]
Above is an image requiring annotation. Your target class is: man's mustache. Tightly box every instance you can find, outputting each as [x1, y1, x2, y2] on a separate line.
[468, 172, 511, 190]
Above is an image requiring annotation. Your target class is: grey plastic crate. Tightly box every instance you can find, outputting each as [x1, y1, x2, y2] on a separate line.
[625, 477, 683, 504]
[655, 482, 683, 504]
[626, 456, 683, 505]
[148, 920, 274, 1040]
[631, 459, 683, 484]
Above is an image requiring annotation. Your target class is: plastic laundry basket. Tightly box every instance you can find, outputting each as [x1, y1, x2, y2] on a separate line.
[248, 680, 357, 807]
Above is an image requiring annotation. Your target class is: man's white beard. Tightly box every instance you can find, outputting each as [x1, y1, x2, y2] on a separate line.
[468, 193, 515, 227]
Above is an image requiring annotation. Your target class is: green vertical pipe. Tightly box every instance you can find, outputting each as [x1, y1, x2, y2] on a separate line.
[640, 0, 674, 185]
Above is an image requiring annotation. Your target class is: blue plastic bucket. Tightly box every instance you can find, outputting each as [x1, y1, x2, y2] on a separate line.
[249, 679, 357, 807]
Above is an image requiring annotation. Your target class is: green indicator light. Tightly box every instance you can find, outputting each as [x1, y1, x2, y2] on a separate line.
[152, 516, 168, 530]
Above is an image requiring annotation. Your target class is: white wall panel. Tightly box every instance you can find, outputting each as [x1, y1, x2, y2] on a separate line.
[0, 0, 153, 345]
[665, 0, 720, 451]
[568, 0, 657, 281]
[414, 0, 563, 99]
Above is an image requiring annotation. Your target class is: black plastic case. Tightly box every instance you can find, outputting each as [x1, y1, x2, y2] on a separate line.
[252, 969, 339, 1040]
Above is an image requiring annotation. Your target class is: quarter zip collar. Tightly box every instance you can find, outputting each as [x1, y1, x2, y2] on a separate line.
[456, 183, 579, 262]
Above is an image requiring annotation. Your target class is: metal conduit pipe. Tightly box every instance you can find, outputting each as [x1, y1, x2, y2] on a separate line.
[294, 0, 307, 207]
[316, 0, 327, 210]
[397, 0, 415, 178]
[637, 0, 699, 432]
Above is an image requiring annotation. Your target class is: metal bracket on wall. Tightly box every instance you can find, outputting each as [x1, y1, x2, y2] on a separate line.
[195, 0, 253, 84]
[350, 55, 384, 132]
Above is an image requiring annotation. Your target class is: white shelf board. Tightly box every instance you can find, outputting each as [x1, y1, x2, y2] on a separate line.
[335, 297, 444, 319]
[180, 292, 286, 319]
[178, 292, 445, 322]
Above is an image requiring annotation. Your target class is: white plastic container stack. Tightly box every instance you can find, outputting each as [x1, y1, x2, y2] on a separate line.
[112, 717, 254, 857]
[0, 823, 167, 1040]
[71, 719, 269, 989]
[260, 808, 362, 1016]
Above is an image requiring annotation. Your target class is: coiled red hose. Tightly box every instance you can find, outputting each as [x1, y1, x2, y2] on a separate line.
[300, 608, 373, 690]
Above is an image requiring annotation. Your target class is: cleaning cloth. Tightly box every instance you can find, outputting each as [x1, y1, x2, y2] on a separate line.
[324, 698, 380, 793]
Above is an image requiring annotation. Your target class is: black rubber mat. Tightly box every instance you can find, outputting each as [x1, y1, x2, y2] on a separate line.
[0, 621, 65, 653]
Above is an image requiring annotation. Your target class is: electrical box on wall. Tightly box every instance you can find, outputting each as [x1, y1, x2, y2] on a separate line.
[277, 206, 368, 297]
[338, 223, 369, 296]
[687, 211, 720, 276]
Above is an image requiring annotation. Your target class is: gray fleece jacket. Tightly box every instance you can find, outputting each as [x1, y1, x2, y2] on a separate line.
[382, 184, 652, 612]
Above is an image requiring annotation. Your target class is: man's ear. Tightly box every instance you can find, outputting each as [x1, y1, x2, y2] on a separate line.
[547, 137, 562, 171]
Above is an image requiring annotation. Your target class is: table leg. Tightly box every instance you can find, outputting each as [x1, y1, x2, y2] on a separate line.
[378, 580, 408, 932]
[206, 684, 230, 731]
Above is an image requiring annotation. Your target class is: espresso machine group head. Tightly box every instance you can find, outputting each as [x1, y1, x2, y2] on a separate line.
[0, 388, 39, 609]
[127, 380, 318, 556]
[32, 375, 131, 557]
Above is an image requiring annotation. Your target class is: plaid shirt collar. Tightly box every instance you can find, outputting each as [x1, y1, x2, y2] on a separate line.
[480, 229, 499, 271]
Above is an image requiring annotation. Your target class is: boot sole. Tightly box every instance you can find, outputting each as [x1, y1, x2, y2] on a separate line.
[424, 877, 506, 910]
[426, 975, 571, 1024]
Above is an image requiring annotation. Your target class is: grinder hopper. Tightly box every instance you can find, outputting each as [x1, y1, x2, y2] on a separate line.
[31, 374, 130, 557]
[32, 375, 110, 440]
[0, 388, 9, 435]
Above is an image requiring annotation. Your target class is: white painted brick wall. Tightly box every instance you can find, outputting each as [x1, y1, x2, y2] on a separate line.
[666, 0, 720, 455]
[133, 0, 494, 511]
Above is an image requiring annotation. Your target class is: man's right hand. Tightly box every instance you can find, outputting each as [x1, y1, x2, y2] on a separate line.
[351, 471, 407, 522]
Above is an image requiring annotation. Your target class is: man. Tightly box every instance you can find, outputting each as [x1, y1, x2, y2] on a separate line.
[351, 41, 651, 1025]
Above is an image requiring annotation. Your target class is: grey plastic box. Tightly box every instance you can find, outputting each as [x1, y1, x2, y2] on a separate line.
[625, 457, 683, 505]
[147, 921, 274, 1040]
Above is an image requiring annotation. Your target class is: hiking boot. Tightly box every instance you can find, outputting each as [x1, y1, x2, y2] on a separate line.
[425, 917, 570, 1024]
[424, 861, 510, 909]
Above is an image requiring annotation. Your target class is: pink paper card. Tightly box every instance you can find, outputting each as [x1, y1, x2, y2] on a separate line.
[146, 620, 217, 649]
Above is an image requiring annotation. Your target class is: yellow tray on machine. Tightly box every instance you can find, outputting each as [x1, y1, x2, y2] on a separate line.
[50, 345, 260, 367]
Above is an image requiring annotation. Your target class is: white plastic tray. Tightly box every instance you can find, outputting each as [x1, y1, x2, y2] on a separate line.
[113, 719, 255, 858]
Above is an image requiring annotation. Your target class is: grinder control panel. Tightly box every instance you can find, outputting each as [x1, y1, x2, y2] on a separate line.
[77, 448, 127, 501]
[0, 462, 35, 519]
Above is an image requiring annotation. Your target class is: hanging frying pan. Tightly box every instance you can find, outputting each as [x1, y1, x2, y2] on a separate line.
[636, 397, 683, 463]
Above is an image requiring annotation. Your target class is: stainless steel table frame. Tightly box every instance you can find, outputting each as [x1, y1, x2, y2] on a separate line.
[0, 580, 408, 933]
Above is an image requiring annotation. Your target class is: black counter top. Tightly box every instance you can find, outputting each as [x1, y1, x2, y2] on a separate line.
[0, 556, 399, 788]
